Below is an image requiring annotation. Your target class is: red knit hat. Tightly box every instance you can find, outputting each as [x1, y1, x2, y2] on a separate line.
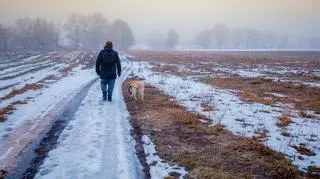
[106, 41, 113, 48]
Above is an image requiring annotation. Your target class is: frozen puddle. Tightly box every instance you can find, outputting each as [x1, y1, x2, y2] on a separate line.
[132, 62, 320, 172]
[36, 67, 143, 178]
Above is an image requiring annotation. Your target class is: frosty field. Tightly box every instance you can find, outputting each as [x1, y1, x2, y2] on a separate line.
[0, 50, 319, 178]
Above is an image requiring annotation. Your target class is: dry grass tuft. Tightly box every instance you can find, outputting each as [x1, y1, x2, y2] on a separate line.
[11, 100, 27, 105]
[276, 113, 293, 128]
[180, 156, 201, 170]
[189, 167, 233, 179]
[201, 101, 214, 112]
[213, 121, 225, 133]
[291, 145, 316, 156]
[253, 128, 268, 142]
[0, 82, 44, 103]
[299, 111, 312, 118]
[174, 112, 200, 125]
[0, 105, 17, 122]
[241, 88, 273, 105]
[263, 160, 300, 178]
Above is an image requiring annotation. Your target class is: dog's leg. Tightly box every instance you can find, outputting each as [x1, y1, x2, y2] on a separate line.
[140, 89, 144, 101]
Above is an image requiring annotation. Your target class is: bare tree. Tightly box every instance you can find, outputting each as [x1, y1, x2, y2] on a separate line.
[166, 29, 179, 49]
[82, 13, 109, 50]
[64, 13, 85, 49]
[212, 24, 229, 48]
[30, 18, 59, 49]
[147, 31, 165, 49]
[14, 17, 34, 49]
[0, 24, 8, 51]
[193, 30, 213, 49]
[110, 19, 135, 51]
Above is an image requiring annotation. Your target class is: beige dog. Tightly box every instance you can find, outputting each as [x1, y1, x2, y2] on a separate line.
[128, 80, 145, 101]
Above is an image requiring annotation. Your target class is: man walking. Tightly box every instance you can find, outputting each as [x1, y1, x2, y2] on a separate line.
[96, 41, 121, 101]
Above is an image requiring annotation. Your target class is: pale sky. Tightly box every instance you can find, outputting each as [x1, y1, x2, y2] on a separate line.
[1, 0, 320, 42]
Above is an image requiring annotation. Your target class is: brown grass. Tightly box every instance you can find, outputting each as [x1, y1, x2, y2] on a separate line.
[129, 51, 320, 115]
[241, 88, 273, 105]
[300, 111, 313, 118]
[11, 100, 27, 105]
[0, 82, 44, 103]
[123, 81, 309, 178]
[276, 113, 293, 128]
[0, 105, 16, 122]
[211, 77, 320, 113]
[201, 102, 213, 112]
[291, 145, 316, 156]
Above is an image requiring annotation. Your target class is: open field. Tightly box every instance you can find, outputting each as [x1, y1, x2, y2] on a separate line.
[0, 51, 96, 124]
[128, 50, 320, 176]
[0, 50, 319, 178]
[124, 81, 309, 178]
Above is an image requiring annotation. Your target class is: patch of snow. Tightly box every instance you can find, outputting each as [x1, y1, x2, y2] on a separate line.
[0, 69, 96, 141]
[0, 60, 53, 76]
[142, 135, 187, 179]
[129, 44, 152, 51]
[0, 63, 68, 98]
[0, 55, 42, 68]
[265, 92, 287, 98]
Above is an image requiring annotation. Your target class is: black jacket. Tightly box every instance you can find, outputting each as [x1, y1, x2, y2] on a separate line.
[96, 46, 121, 79]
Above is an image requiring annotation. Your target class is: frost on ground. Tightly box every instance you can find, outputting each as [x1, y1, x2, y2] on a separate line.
[131, 62, 320, 172]
[142, 135, 187, 179]
[35, 57, 144, 179]
[0, 68, 96, 140]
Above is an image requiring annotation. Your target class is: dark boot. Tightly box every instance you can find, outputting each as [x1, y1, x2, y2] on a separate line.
[107, 94, 112, 102]
[103, 92, 107, 101]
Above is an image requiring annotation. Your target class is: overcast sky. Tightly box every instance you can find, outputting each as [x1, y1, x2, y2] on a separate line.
[1, 0, 319, 42]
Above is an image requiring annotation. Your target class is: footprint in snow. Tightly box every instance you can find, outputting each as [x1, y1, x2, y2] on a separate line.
[39, 168, 52, 176]
[66, 126, 73, 130]
[87, 149, 97, 158]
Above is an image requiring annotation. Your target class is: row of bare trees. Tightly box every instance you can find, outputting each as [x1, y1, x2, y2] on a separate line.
[0, 24, 9, 51]
[0, 13, 135, 51]
[148, 29, 180, 50]
[64, 13, 135, 50]
[0, 18, 60, 51]
[147, 24, 320, 50]
[193, 24, 320, 49]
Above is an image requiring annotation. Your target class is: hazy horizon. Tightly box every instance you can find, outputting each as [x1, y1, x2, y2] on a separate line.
[1, 0, 320, 43]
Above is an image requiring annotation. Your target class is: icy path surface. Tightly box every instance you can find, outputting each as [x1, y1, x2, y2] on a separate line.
[36, 61, 143, 179]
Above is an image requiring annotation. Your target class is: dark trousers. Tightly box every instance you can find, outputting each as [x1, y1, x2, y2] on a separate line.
[100, 79, 115, 99]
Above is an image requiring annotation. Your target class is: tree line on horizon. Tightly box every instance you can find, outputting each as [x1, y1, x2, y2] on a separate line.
[0, 12, 135, 52]
[1, 15, 320, 52]
[148, 24, 320, 50]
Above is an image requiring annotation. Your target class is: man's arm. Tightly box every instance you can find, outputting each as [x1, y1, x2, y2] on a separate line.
[116, 52, 121, 77]
[96, 52, 102, 76]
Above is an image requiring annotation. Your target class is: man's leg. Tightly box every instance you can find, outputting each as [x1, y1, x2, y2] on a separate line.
[100, 79, 107, 101]
[106, 79, 116, 102]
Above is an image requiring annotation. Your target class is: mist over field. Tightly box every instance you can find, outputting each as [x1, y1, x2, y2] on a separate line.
[1, 1, 320, 178]
[0, 0, 320, 50]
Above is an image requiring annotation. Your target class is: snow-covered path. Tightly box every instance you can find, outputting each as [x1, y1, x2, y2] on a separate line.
[35, 59, 143, 179]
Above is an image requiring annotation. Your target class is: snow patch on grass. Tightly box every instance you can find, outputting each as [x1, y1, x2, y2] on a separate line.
[131, 62, 320, 172]
[142, 135, 187, 179]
